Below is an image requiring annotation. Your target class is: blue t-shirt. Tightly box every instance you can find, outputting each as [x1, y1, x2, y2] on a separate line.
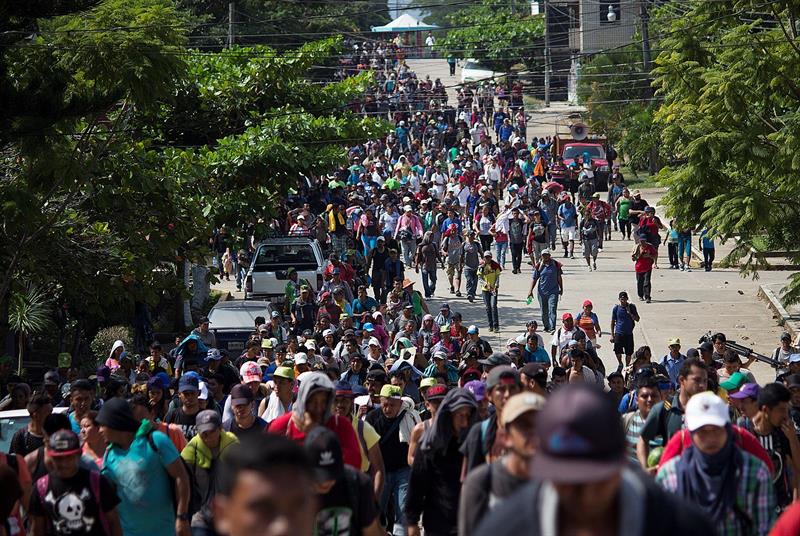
[102, 428, 180, 536]
[558, 204, 578, 228]
[611, 304, 638, 335]
[533, 260, 562, 297]
[523, 346, 550, 364]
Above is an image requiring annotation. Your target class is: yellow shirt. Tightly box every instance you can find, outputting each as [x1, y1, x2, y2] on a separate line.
[352, 415, 380, 473]
[478, 263, 501, 292]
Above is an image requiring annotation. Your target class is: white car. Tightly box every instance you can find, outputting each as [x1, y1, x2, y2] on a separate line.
[0, 407, 68, 453]
[460, 59, 500, 84]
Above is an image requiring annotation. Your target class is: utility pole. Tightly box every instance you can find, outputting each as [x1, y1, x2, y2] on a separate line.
[544, 0, 551, 106]
[228, 2, 235, 49]
[639, 0, 652, 91]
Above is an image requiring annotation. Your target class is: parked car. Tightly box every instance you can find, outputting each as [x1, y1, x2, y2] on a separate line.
[0, 407, 68, 453]
[244, 237, 324, 302]
[207, 300, 273, 353]
[461, 59, 500, 85]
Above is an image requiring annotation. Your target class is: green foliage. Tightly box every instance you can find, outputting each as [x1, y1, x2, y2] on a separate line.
[8, 285, 53, 374]
[653, 0, 800, 302]
[436, 0, 544, 72]
[90, 325, 134, 365]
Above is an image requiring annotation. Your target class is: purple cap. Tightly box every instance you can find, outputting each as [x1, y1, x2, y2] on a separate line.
[729, 383, 761, 400]
[463, 380, 487, 402]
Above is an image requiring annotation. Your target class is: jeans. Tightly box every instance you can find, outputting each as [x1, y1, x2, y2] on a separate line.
[380, 467, 410, 536]
[495, 241, 508, 267]
[678, 236, 691, 263]
[667, 242, 679, 267]
[619, 219, 631, 238]
[538, 292, 559, 332]
[482, 290, 499, 329]
[421, 268, 437, 298]
[479, 234, 492, 253]
[636, 270, 652, 300]
[547, 222, 558, 249]
[510, 242, 524, 271]
[401, 239, 415, 266]
[703, 247, 715, 271]
[464, 267, 478, 298]
[361, 235, 378, 257]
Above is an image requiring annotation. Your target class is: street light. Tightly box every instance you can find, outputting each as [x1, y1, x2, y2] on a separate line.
[607, 5, 617, 22]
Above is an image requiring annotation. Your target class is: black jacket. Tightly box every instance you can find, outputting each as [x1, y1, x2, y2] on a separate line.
[405, 437, 463, 536]
[475, 469, 714, 536]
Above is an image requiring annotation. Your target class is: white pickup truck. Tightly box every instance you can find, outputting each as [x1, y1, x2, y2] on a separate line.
[244, 237, 324, 302]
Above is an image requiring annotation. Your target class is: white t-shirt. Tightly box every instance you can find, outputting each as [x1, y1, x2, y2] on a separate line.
[551, 327, 577, 352]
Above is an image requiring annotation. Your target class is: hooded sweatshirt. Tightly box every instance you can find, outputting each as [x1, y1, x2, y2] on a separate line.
[174, 333, 210, 373]
[267, 372, 362, 469]
[407, 388, 478, 535]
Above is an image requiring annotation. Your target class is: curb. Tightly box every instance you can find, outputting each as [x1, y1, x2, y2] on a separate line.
[758, 284, 800, 338]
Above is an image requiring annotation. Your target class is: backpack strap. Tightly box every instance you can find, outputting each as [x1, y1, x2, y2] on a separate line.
[89, 471, 111, 536]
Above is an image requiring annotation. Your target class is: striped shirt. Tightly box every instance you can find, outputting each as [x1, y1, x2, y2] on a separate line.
[656, 451, 776, 536]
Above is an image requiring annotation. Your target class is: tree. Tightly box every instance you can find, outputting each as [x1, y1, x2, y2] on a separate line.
[435, 0, 544, 73]
[653, 0, 800, 302]
[8, 286, 52, 374]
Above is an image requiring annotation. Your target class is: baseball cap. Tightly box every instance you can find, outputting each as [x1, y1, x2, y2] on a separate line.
[44, 371, 60, 386]
[334, 381, 356, 398]
[367, 369, 387, 382]
[305, 340, 317, 350]
[785, 374, 800, 389]
[668, 337, 681, 346]
[363, 323, 375, 331]
[618, 291, 629, 299]
[483, 251, 492, 257]
[178, 374, 200, 393]
[562, 313, 573, 321]
[261, 338, 273, 349]
[195, 410, 222, 433]
[230, 384, 254, 406]
[699, 341, 714, 353]
[433, 350, 448, 361]
[478, 352, 512, 367]
[240, 361, 262, 383]
[541, 248, 551, 256]
[582, 300, 592, 308]
[440, 303, 450, 310]
[729, 383, 761, 400]
[685, 391, 730, 431]
[379, 384, 403, 399]
[781, 332, 792, 341]
[467, 325, 479, 335]
[520, 362, 547, 381]
[425, 385, 448, 401]
[486, 365, 520, 390]
[305, 427, 344, 482]
[790, 353, 800, 363]
[199, 381, 209, 400]
[531, 384, 626, 483]
[463, 380, 486, 401]
[420, 377, 437, 389]
[47, 430, 81, 457]
[368, 337, 381, 347]
[273, 366, 295, 381]
[720, 371, 747, 391]
[206, 348, 222, 361]
[502, 392, 546, 426]
[294, 352, 309, 365]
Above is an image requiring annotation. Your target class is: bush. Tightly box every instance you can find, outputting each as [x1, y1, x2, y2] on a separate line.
[90, 326, 133, 366]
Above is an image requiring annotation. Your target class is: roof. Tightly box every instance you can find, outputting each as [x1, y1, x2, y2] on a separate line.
[371, 13, 439, 32]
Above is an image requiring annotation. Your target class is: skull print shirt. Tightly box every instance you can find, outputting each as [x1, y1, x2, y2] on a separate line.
[29, 467, 119, 535]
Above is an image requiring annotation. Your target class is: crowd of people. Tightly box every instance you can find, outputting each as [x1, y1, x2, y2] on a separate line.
[2, 38, 793, 536]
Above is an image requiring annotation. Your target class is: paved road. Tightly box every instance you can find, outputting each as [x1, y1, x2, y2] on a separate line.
[215, 187, 798, 385]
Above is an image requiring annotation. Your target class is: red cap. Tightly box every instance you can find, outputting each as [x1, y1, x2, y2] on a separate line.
[582, 300, 593, 308]
[562, 313, 573, 320]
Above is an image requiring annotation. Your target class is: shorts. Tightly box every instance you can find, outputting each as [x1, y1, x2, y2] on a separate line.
[446, 262, 463, 278]
[582, 238, 599, 257]
[613, 333, 635, 356]
[561, 226, 578, 241]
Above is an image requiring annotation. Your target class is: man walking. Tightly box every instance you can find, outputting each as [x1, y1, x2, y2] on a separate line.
[526, 249, 563, 333]
[610, 291, 639, 370]
[632, 230, 657, 303]
[478, 251, 502, 332]
[462, 230, 483, 303]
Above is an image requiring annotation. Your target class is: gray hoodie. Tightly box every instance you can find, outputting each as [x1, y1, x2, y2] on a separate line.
[293, 372, 335, 423]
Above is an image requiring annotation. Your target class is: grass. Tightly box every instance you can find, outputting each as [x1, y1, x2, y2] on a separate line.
[619, 165, 661, 189]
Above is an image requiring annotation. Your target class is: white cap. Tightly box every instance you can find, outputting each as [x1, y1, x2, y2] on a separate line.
[305, 340, 317, 350]
[368, 337, 381, 347]
[685, 392, 730, 432]
[294, 352, 309, 365]
[198, 381, 209, 400]
[541, 248, 552, 256]
[404, 205, 413, 212]
[323, 329, 335, 337]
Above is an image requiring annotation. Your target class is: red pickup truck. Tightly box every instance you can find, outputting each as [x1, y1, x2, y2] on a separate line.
[552, 136, 610, 192]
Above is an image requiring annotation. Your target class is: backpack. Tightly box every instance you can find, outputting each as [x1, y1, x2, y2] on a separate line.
[36, 471, 110, 536]
[145, 429, 202, 518]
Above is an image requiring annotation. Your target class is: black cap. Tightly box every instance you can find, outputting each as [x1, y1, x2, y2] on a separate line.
[196, 410, 222, 433]
[786, 374, 800, 389]
[478, 352, 512, 367]
[618, 291, 628, 299]
[199, 316, 210, 324]
[47, 430, 81, 457]
[44, 371, 60, 386]
[230, 384, 254, 406]
[520, 363, 547, 380]
[305, 427, 344, 482]
[96, 397, 140, 433]
[699, 341, 713, 353]
[531, 384, 625, 484]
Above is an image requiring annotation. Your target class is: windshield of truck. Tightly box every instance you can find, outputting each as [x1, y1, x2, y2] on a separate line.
[253, 243, 318, 271]
[563, 145, 606, 160]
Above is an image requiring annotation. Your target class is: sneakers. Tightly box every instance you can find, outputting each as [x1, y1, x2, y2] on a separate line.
[488, 326, 494, 332]
[456, 290, 462, 297]
[450, 286, 455, 294]
[593, 262, 597, 270]
[685, 267, 692, 272]
[646, 298, 652, 303]
[587, 265, 592, 272]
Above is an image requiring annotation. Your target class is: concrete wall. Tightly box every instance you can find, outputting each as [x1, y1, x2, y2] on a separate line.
[580, 0, 637, 53]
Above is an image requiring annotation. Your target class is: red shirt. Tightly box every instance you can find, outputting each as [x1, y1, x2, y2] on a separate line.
[267, 413, 362, 470]
[770, 501, 800, 536]
[634, 242, 657, 273]
[658, 425, 773, 474]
